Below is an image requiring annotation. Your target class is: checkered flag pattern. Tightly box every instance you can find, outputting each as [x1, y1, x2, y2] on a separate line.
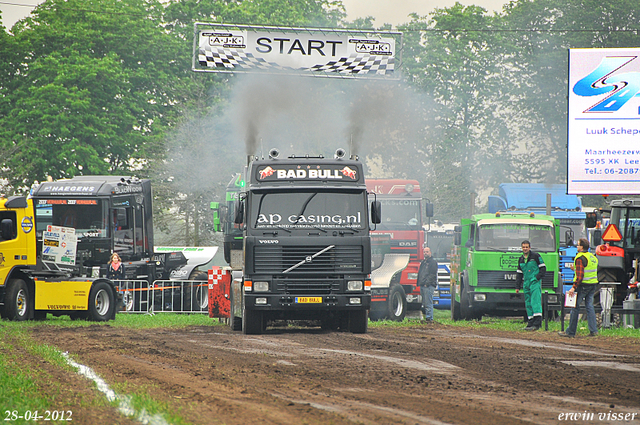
[208, 267, 228, 283]
[199, 46, 395, 76]
[309, 54, 394, 75]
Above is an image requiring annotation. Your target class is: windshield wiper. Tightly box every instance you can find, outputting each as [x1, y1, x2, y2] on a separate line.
[337, 227, 357, 235]
[261, 225, 291, 234]
[283, 245, 335, 273]
[292, 193, 317, 224]
[308, 226, 327, 234]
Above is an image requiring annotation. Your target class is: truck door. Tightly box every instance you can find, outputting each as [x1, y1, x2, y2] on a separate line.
[112, 207, 134, 257]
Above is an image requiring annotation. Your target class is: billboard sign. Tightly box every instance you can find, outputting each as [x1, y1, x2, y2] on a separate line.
[568, 48, 640, 194]
[193, 23, 401, 79]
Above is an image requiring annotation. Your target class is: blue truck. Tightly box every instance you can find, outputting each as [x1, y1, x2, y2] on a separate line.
[488, 183, 595, 293]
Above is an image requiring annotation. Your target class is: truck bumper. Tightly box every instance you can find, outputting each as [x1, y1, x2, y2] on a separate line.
[245, 293, 370, 311]
[467, 291, 560, 316]
[434, 297, 451, 309]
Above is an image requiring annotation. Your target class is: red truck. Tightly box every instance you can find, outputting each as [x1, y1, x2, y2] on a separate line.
[367, 179, 432, 320]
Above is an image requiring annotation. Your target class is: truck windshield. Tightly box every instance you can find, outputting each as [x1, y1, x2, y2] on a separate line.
[250, 190, 366, 231]
[427, 232, 454, 261]
[611, 207, 640, 250]
[477, 223, 555, 252]
[377, 198, 421, 230]
[34, 199, 107, 238]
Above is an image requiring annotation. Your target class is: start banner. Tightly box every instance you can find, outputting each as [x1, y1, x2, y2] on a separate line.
[193, 23, 402, 79]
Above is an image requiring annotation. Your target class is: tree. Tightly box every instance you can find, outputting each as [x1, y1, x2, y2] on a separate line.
[0, 0, 188, 190]
[400, 4, 514, 221]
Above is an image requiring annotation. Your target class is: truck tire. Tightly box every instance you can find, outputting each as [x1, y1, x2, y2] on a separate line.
[229, 287, 242, 331]
[88, 281, 115, 321]
[369, 309, 386, 321]
[387, 284, 406, 322]
[242, 306, 263, 335]
[348, 309, 368, 333]
[190, 271, 209, 311]
[5, 279, 30, 321]
[451, 282, 461, 321]
[460, 284, 474, 321]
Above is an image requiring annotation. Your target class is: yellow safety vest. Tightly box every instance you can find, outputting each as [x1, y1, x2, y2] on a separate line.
[574, 252, 598, 284]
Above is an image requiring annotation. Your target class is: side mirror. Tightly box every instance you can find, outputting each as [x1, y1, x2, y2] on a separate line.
[424, 203, 434, 218]
[1, 218, 15, 241]
[592, 229, 602, 247]
[565, 229, 575, 247]
[454, 233, 461, 246]
[371, 201, 382, 224]
[234, 200, 244, 224]
[585, 212, 597, 228]
[210, 202, 221, 232]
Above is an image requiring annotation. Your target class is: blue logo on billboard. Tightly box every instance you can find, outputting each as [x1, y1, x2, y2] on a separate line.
[21, 217, 33, 233]
[573, 56, 640, 113]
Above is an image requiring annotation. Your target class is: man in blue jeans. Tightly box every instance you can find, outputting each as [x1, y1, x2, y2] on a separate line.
[417, 246, 438, 322]
[559, 238, 599, 337]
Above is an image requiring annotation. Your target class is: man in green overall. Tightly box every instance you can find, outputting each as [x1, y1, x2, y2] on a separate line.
[515, 240, 546, 331]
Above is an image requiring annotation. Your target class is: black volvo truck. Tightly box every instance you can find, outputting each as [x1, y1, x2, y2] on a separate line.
[227, 149, 380, 334]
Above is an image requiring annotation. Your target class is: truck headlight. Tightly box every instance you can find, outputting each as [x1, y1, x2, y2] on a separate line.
[548, 295, 558, 304]
[349, 297, 361, 304]
[347, 281, 363, 291]
[254, 281, 269, 292]
[256, 297, 267, 305]
[433, 290, 440, 297]
[474, 294, 486, 301]
[407, 273, 418, 280]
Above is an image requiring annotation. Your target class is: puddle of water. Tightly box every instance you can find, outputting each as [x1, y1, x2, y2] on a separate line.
[272, 391, 455, 425]
[315, 348, 459, 372]
[450, 333, 627, 357]
[561, 360, 640, 373]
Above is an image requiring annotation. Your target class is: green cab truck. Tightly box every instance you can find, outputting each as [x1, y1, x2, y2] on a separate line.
[451, 212, 561, 320]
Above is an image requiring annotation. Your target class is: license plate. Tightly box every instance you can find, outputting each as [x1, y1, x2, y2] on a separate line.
[295, 297, 322, 304]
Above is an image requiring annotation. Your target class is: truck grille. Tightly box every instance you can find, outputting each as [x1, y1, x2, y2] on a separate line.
[476, 271, 556, 290]
[254, 245, 363, 275]
[276, 278, 341, 295]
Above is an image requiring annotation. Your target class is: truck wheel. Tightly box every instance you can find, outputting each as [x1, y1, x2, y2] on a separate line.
[387, 284, 406, 322]
[5, 279, 30, 321]
[229, 288, 242, 331]
[451, 283, 461, 321]
[460, 284, 473, 321]
[348, 309, 368, 333]
[369, 309, 386, 321]
[88, 281, 115, 321]
[190, 271, 209, 311]
[122, 291, 134, 312]
[242, 306, 263, 335]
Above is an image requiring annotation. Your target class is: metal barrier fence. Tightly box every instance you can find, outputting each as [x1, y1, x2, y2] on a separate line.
[114, 279, 209, 314]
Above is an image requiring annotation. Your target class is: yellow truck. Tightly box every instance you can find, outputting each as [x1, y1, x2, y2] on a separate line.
[0, 195, 120, 321]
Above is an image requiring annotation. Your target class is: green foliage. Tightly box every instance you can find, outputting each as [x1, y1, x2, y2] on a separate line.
[3, 0, 640, 226]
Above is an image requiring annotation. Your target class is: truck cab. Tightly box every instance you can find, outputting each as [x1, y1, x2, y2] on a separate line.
[228, 150, 378, 334]
[451, 212, 561, 320]
[488, 183, 594, 292]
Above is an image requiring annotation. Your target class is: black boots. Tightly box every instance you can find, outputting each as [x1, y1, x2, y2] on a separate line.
[525, 316, 542, 331]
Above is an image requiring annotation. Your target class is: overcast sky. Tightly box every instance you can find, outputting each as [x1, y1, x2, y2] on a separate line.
[1, 0, 509, 30]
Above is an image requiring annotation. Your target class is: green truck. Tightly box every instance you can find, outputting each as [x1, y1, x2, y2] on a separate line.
[451, 212, 561, 320]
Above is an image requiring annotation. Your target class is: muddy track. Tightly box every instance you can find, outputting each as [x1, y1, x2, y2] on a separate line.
[30, 322, 640, 424]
